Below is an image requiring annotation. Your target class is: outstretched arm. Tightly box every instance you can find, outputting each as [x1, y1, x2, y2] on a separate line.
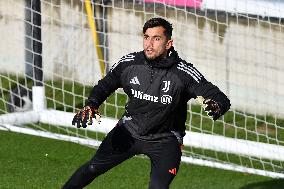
[181, 62, 230, 120]
[72, 60, 123, 128]
[192, 79, 231, 120]
[87, 70, 121, 108]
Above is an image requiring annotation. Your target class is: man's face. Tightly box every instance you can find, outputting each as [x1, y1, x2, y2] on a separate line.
[143, 26, 173, 60]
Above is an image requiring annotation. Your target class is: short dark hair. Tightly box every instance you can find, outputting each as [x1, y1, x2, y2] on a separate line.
[143, 17, 173, 39]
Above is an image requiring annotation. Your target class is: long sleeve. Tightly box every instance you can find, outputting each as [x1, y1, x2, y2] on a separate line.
[87, 62, 122, 109]
[180, 61, 231, 116]
[191, 78, 231, 115]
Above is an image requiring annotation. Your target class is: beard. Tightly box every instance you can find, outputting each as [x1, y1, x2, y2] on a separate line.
[144, 49, 166, 61]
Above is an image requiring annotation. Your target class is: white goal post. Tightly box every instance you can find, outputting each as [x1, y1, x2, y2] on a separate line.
[0, 0, 284, 178]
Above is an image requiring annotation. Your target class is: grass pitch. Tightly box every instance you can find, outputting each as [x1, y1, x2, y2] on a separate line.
[1, 130, 283, 189]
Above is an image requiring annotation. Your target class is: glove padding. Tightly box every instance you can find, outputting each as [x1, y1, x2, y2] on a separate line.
[197, 96, 222, 120]
[72, 106, 101, 128]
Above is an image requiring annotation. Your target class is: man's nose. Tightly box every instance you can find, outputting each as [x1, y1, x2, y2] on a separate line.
[147, 38, 154, 46]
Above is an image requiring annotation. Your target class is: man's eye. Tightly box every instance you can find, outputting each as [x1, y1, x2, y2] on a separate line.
[144, 36, 149, 40]
[155, 37, 160, 41]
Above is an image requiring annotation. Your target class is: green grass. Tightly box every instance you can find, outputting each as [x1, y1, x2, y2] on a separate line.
[1, 130, 283, 189]
[1, 74, 284, 185]
[23, 122, 283, 173]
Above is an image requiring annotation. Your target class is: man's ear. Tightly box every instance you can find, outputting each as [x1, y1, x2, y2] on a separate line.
[166, 39, 173, 50]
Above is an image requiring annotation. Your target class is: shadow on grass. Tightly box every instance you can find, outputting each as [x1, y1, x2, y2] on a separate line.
[240, 179, 284, 189]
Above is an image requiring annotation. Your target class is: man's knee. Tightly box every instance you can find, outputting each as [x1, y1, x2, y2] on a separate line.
[87, 163, 96, 174]
[85, 160, 110, 177]
[86, 162, 104, 176]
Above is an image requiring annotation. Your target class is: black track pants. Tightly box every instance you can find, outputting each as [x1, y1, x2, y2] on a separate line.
[62, 125, 182, 189]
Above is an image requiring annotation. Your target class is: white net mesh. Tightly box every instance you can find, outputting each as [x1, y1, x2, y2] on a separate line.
[0, 0, 284, 177]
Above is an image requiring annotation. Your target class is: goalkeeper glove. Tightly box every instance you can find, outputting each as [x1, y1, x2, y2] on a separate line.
[197, 96, 222, 120]
[72, 106, 101, 128]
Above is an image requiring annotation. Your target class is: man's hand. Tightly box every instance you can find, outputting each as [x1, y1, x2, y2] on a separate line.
[197, 96, 222, 120]
[72, 106, 101, 128]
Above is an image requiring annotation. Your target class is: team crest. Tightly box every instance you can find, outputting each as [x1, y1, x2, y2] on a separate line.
[162, 81, 170, 93]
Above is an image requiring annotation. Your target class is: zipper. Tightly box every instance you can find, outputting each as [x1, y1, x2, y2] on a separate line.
[150, 65, 154, 83]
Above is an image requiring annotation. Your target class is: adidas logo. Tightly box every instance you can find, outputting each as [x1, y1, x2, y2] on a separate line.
[130, 76, 140, 85]
[168, 168, 177, 175]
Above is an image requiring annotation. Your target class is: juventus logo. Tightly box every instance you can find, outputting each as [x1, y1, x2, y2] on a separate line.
[161, 81, 170, 93]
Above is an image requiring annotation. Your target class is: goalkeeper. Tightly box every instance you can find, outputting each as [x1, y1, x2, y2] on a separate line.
[62, 17, 230, 189]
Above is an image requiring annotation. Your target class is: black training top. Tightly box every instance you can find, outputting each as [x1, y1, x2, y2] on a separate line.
[87, 47, 230, 140]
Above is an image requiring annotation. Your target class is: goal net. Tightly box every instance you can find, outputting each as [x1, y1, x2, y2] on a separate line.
[1, 0, 284, 178]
